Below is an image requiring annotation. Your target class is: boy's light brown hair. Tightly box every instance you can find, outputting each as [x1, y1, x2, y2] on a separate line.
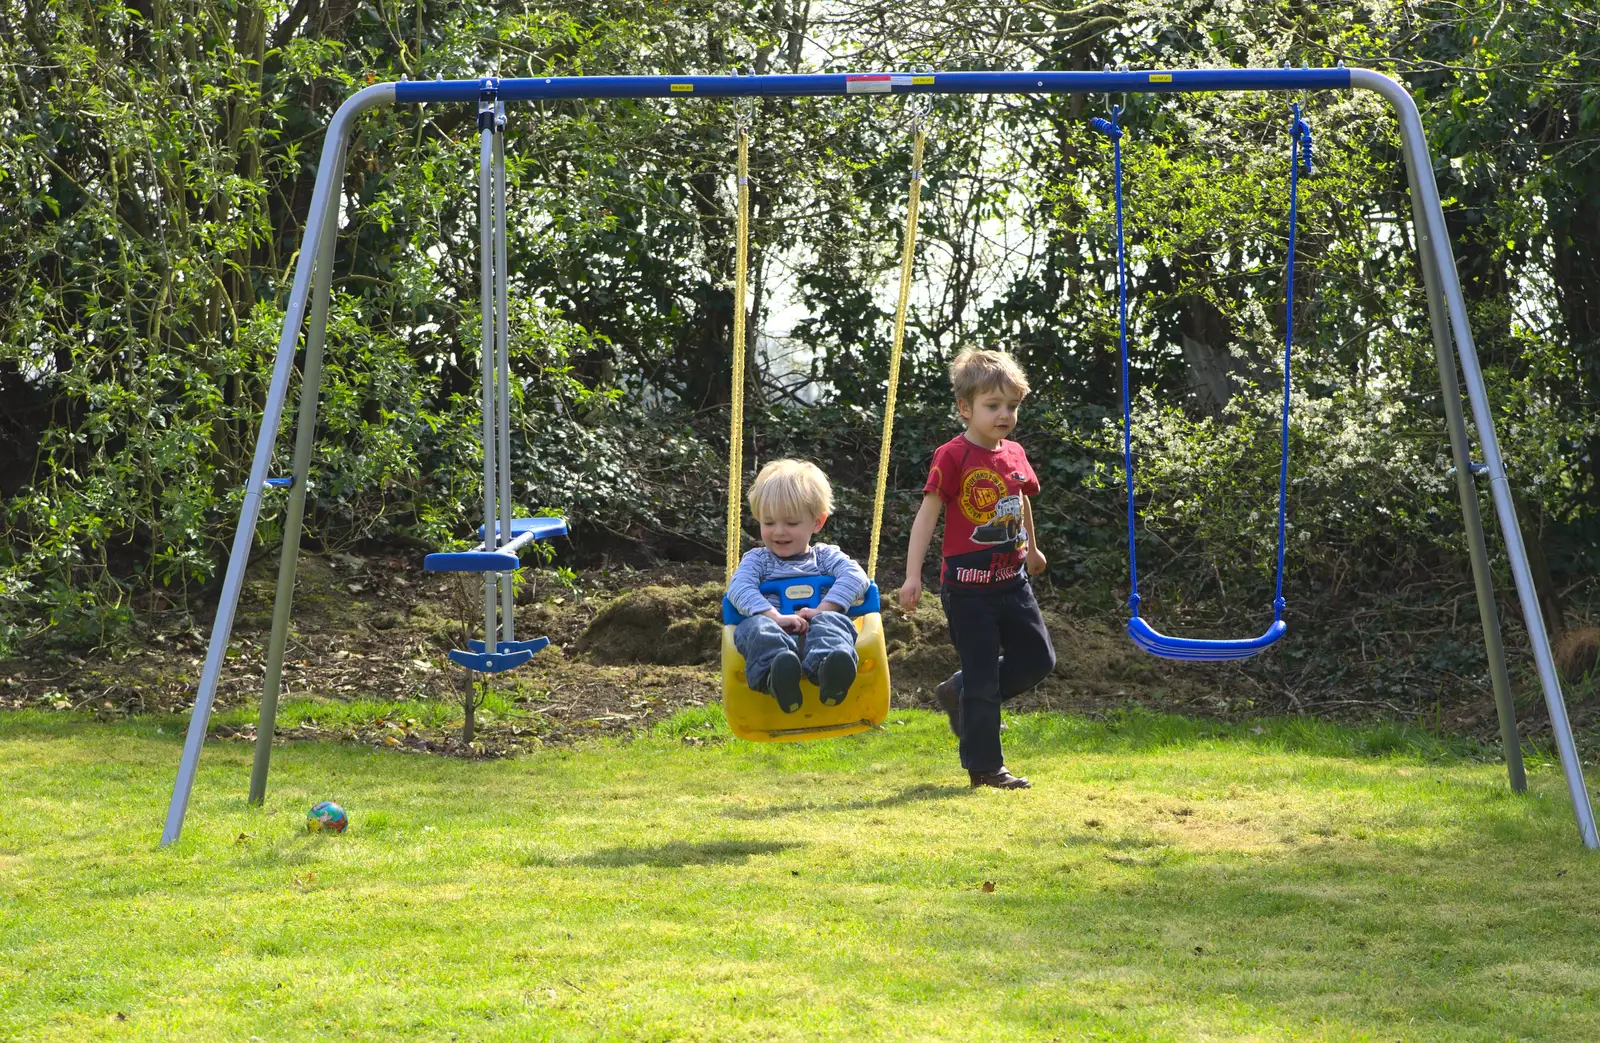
[747, 459, 834, 522]
[948, 347, 1031, 404]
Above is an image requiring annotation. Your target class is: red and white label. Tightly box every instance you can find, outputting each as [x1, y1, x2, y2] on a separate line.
[845, 74, 893, 94]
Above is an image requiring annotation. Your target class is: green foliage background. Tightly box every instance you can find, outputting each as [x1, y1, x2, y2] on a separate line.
[2, 0, 1597, 708]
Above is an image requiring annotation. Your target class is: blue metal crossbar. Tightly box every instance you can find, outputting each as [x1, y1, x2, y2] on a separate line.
[395, 69, 1353, 105]
[1095, 103, 1311, 661]
[722, 579, 882, 625]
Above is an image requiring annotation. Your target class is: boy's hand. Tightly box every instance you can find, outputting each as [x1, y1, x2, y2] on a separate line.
[898, 577, 922, 613]
[1026, 546, 1048, 576]
[774, 613, 809, 634]
[799, 602, 847, 620]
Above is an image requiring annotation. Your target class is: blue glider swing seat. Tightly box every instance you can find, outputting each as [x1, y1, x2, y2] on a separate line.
[1092, 103, 1312, 661]
[419, 94, 567, 676]
[424, 517, 569, 673]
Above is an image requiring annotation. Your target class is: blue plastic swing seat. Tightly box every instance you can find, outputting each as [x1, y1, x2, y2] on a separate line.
[476, 517, 569, 542]
[1127, 617, 1287, 661]
[425, 550, 520, 572]
[424, 516, 569, 573]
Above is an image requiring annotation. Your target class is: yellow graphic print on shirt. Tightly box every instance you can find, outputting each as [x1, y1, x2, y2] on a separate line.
[959, 467, 1026, 549]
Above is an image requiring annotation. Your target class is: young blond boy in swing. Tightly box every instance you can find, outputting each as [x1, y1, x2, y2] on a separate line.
[727, 459, 868, 712]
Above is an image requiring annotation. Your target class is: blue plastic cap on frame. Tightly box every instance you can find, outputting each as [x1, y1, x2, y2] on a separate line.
[394, 68, 1352, 105]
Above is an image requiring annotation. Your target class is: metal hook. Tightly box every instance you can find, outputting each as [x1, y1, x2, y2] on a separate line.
[733, 95, 756, 136]
[1103, 63, 1128, 118]
[908, 91, 934, 130]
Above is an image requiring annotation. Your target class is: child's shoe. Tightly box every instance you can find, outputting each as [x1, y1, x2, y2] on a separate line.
[969, 767, 1030, 790]
[934, 672, 961, 736]
[769, 652, 803, 713]
[816, 650, 856, 706]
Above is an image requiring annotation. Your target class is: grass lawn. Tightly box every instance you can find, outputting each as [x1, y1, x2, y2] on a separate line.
[2, 705, 1598, 1042]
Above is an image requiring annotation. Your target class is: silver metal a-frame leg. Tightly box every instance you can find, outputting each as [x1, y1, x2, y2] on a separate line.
[1355, 70, 1595, 848]
[1412, 208, 1527, 794]
[247, 154, 344, 807]
[160, 83, 394, 847]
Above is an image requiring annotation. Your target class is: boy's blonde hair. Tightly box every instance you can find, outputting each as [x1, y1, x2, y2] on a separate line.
[949, 347, 1031, 403]
[747, 459, 833, 522]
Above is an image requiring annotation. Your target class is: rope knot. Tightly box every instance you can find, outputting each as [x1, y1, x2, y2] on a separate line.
[1090, 116, 1123, 140]
[1291, 106, 1313, 177]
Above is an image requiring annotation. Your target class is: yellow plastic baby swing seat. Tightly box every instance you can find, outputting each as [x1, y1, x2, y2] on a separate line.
[720, 577, 891, 742]
[715, 100, 923, 742]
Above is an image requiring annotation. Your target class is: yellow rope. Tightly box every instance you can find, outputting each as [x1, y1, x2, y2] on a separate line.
[865, 123, 927, 579]
[725, 123, 752, 583]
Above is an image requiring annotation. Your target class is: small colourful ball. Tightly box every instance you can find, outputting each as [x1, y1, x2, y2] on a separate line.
[306, 801, 348, 834]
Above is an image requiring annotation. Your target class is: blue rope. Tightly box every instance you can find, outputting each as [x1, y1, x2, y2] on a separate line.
[1093, 103, 1310, 626]
[1091, 109, 1135, 613]
[1275, 104, 1310, 620]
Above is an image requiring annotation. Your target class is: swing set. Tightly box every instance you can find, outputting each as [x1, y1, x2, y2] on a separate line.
[160, 68, 1598, 852]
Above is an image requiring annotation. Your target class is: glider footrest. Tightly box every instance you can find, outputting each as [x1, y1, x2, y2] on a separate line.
[446, 647, 535, 673]
[467, 637, 550, 657]
[445, 637, 551, 674]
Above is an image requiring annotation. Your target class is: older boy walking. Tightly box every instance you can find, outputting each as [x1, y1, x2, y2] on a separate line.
[900, 348, 1056, 789]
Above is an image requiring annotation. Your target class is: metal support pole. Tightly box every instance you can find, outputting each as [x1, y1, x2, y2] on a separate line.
[1355, 70, 1595, 847]
[161, 83, 394, 847]
[248, 164, 343, 806]
[1410, 211, 1527, 793]
[494, 100, 516, 644]
[478, 92, 499, 653]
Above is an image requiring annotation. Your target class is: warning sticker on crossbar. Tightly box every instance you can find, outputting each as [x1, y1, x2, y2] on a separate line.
[1149, 73, 1173, 82]
[671, 83, 694, 92]
[846, 74, 893, 93]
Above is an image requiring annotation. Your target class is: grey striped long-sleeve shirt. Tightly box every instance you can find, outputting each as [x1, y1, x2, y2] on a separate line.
[727, 543, 869, 618]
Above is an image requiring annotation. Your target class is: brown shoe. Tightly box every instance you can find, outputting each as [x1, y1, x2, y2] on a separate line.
[934, 673, 961, 736]
[969, 768, 1030, 790]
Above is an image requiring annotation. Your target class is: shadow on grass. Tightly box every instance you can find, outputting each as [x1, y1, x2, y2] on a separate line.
[720, 782, 969, 820]
[556, 839, 804, 868]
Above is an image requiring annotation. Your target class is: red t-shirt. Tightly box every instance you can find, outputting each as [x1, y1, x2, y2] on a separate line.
[923, 434, 1040, 591]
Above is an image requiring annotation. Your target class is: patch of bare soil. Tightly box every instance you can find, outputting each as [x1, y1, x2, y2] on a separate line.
[574, 583, 724, 666]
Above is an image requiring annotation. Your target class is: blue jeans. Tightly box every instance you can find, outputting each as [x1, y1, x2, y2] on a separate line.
[734, 612, 859, 692]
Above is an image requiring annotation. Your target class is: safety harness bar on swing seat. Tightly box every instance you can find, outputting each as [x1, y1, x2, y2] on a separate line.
[1091, 103, 1311, 661]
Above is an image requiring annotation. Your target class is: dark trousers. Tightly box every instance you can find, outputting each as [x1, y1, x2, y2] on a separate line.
[942, 583, 1056, 773]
